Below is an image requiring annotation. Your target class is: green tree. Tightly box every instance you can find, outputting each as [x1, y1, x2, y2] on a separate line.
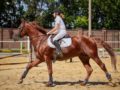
[0, 0, 24, 27]
[92, 0, 120, 29]
[74, 16, 88, 28]
[1, 0, 120, 29]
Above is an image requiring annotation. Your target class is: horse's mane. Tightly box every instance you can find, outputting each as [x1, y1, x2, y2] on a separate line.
[29, 21, 47, 34]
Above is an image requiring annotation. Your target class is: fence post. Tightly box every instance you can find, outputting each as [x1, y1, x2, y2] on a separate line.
[20, 41, 23, 54]
[27, 37, 30, 53]
[102, 29, 105, 41]
[1, 28, 3, 48]
[102, 28, 108, 42]
[27, 37, 33, 62]
[118, 32, 120, 48]
[117, 31, 119, 48]
[112, 31, 115, 48]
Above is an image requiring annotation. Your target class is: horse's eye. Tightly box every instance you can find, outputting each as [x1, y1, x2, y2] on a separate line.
[18, 27, 21, 30]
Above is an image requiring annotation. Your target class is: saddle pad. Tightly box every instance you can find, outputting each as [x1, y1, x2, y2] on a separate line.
[47, 35, 72, 48]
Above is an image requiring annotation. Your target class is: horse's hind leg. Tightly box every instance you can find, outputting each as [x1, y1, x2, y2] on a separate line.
[92, 56, 112, 82]
[79, 54, 93, 85]
[18, 59, 42, 84]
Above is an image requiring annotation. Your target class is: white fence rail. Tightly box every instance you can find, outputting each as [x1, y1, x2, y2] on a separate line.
[0, 39, 120, 58]
[106, 41, 120, 43]
[0, 37, 30, 54]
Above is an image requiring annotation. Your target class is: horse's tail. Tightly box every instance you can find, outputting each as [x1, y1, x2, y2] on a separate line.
[94, 37, 117, 72]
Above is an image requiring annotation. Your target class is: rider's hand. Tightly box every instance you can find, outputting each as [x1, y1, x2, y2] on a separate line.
[47, 32, 50, 35]
[52, 32, 57, 34]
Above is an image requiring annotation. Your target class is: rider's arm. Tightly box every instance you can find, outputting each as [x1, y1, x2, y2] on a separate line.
[47, 23, 60, 34]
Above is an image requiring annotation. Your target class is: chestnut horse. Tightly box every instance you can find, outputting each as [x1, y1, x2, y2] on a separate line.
[15, 20, 116, 86]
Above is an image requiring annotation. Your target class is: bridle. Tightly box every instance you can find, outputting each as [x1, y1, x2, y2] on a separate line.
[18, 23, 25, 38]
[29, 34, 47, 40]
[18, 22, 49, 40]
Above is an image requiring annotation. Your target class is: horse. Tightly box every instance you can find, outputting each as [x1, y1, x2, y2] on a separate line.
[14, 20, 117, 87]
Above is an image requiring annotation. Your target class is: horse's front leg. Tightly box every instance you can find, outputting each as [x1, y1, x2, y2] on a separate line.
[44, 55, 55, 87]
[18, 59, 42, 84]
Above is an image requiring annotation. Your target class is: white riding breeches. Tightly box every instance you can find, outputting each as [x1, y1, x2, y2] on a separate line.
[53, 30, 67, 41]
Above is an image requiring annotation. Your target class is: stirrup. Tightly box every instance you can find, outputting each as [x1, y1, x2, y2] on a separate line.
[55, 47, 63, 57]
[52, 50, 63, 63]
[57, 51, 63, 57]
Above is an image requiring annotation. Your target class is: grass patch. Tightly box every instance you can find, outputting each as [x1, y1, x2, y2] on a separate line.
[0, 49, 29, 54]
[113, 48, 120, 52]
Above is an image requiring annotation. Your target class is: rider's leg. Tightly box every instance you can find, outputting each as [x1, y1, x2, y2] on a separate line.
[53, 40, 62, 56]
[53, 30, 66, 56]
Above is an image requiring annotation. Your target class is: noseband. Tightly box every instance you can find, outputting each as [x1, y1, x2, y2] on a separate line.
[18, 22, 48, 40]
[18, 22, 25, 38]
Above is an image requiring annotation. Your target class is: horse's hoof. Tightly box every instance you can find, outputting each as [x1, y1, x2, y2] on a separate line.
[108, 82, 116, 87]
[106, 73, 112, 81]
[46, 82, 56, 87]
[17, 80, 23, 84]
[80, 82, 86, 86]
[58, 53, 63, 58]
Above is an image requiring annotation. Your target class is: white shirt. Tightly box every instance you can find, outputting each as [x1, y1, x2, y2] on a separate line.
[55, 16, 66, 31]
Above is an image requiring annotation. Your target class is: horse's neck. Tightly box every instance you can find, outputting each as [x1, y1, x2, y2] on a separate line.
[29, 34, 47, 50]
[27, 25, 47, 50]
[27, 26, 46, 39]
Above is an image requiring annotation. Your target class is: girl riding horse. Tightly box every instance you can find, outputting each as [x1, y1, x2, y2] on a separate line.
[14, 20, 116, 87]
[47, 10, 67, 57]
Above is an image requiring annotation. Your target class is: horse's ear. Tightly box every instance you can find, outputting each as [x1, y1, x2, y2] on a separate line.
[26, 20, 29, 23]
[31, 21, 37, 24]
[21, 18, 25, 23]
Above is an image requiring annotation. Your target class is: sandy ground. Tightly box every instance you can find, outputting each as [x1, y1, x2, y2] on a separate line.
[0, 55, 120, 90]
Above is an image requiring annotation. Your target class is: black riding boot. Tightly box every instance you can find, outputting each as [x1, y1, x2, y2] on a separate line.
[53, 40, 63, 57]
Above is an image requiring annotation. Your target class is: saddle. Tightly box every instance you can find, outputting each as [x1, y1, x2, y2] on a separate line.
[47, 34, 72, 48]
[50, 34, 70, 44]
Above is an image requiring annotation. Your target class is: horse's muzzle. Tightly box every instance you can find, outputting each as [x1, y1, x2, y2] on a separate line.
[13, 33, 21, 41]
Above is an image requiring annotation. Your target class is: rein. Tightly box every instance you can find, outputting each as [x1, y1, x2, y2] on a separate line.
[29, 34, 48, 40]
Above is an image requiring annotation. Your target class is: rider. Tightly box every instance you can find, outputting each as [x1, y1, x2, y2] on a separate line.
[47, 9, 67, 57]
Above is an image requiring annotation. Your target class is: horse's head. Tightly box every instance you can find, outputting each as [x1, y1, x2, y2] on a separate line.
[13, 19, 28, 41]
[13, 20, 47, 41]
[18, 19, 27, 38]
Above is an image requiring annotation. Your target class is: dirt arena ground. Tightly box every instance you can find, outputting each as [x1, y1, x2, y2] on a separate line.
[0, 55, 120, 90]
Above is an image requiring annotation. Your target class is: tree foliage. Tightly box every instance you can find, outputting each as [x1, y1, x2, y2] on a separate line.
[0, 0, 24, 27]
[92, 0, 120, 29]
[0, 0, 120, 29]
